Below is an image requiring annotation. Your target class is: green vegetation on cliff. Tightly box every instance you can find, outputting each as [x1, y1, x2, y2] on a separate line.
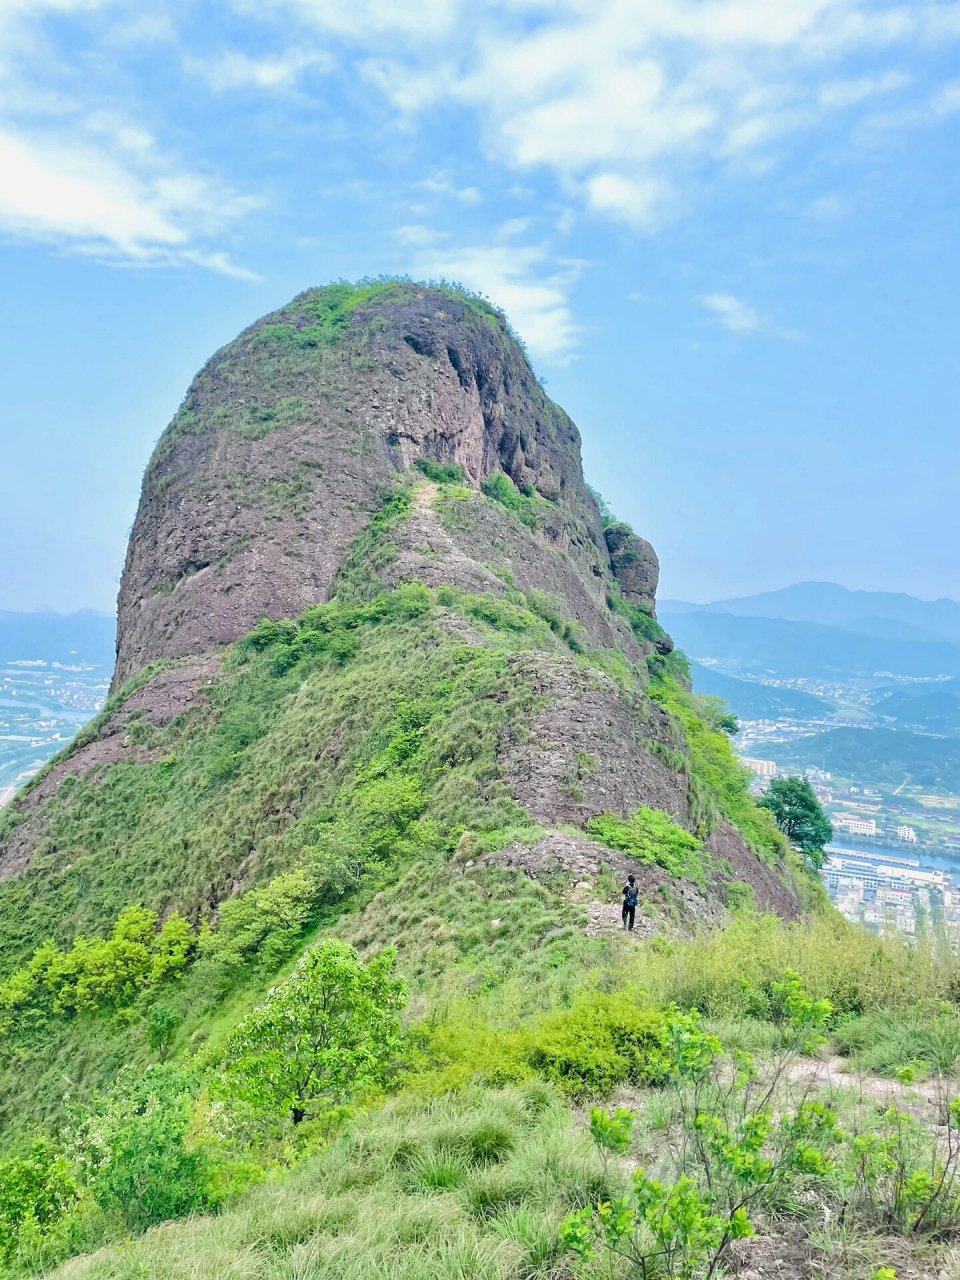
[0, 289, 916, 1277]
[150, 278, 510, 468]
[0, 551, 809, 1273]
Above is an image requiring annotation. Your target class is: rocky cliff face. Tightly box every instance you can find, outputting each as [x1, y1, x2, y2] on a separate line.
[114, 284, 617, 688]
[0, 280, 802, 951]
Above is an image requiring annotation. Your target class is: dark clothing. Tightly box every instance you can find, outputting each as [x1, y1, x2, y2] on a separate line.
[622, 881, 638, 931]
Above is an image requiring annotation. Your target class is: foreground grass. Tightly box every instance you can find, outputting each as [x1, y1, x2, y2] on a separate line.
[52, 1085, 602, 1280]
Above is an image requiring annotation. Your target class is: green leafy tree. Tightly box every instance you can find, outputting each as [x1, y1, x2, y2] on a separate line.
[0, 1140, 78, 1264]
[698, 695, 739, 737]
[223, 941, 406, 1123]
[759, 776, 833, 868]
[71, 1065, 216, 1233]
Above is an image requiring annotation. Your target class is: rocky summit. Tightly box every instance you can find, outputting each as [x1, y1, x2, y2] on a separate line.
[0, 281, 797, 925]
[2, 282, 892, 1280]
[114, 280, 659, 685]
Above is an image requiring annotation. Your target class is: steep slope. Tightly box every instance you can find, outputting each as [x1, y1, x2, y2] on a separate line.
[0, 282, 794, 944]
[0, 283, 813, 1274]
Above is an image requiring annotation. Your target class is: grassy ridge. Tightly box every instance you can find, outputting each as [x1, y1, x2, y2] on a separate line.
[34, 914, 960, 1280]
[0, 478, 818, 1275]
[0, 584, 555, 970]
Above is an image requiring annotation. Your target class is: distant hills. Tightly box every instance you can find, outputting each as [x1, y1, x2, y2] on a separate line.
[665, 582, 960, 753]
[661, 608, 960, 680]
[663, 581, 960, 647]
[773, 727, 960, 792]
[690, 663, 834, 721]
[874, 678, 960, 738]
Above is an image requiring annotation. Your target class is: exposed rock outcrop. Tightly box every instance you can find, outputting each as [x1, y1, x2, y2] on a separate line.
[0, 281, 803, 931]
[114, 285, 615, 688]
[604, 523, 661, 613]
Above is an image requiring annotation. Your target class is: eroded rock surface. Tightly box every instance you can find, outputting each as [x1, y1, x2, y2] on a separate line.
[114, 286, 627, 688]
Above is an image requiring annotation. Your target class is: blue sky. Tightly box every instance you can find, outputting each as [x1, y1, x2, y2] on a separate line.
[1, 0, 958, 613]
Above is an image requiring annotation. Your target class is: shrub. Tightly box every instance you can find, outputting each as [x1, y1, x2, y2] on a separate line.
[146, 1003, 180, 1054]
[524, 997, 708, 1099]
[0, 907, 195, 1020]
[222, 941, 407, 1123]
[0, 1140, 78, 1265]
[196, 867, 321, 983]
[416, 458, 466, 484]
[588, 807, 707, 883]
[71, 1065, 220, 1233]
[481, 472, 548, 530]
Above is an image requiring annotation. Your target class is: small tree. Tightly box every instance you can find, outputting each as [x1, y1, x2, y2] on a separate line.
[759, 776, 833, 868]
[698, 695, 740, 737]
[224, 941, 406, 1123]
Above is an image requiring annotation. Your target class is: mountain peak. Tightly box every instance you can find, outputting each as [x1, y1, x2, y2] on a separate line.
[115, 280, 620, 688]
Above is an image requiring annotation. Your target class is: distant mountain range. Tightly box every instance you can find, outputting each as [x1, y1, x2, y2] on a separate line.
[660, 608, 960, 680]
[664, 582, 960, 750]
[663, 581, 960, 646]
[689, 663, 834, 721]
[874, 678, 960, 737]
[772, 727, 960, 792]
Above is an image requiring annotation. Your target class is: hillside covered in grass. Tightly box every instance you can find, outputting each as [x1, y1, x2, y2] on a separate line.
[0, 281, 925, 1280]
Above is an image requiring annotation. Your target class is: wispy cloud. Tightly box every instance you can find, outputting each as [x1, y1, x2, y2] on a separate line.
[5, 0, 960, 280]
[255, 0, 459, 41]
[0, 1, 259, 275]
[817, 69, 911, 110]
[932, 79, 960, 118]
[185, 49, 333, 92]
[340, 0, 960, 232]
[398, 227, 582, 361]
[0, 124, 257, 274]
[417, 173, 483, 204]
[699, 292, 767, 334]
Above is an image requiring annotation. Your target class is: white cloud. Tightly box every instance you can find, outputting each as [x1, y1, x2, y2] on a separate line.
[809, 191, 849, 220]
[239, 0, 458, 41]
[185, 49, 333, 92]
[818, 69, 910, 109]
[0, 0, 259, 274]
[403, 232, 582, 361]
[336, 0, 960, 232]
[586, 172, 673, 230]
[6, 0, 960, 280]
[394, 223, 438, 247]
[932, 79, 960, 118]
[496, 216, 533, 240]
[0, 125, 257, 273]
[417, 173, 483, 204]
[699, 292, 765, 332]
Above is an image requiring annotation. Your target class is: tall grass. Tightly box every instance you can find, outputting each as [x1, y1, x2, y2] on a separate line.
[50, 1086, 603, 1280]
[631, 912, 960, 1019]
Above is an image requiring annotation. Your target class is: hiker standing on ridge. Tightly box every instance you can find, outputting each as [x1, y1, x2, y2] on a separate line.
[621, 874, 638, 931]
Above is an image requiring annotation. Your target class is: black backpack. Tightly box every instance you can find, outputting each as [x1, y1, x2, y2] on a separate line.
[625, 885, 638, 908]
